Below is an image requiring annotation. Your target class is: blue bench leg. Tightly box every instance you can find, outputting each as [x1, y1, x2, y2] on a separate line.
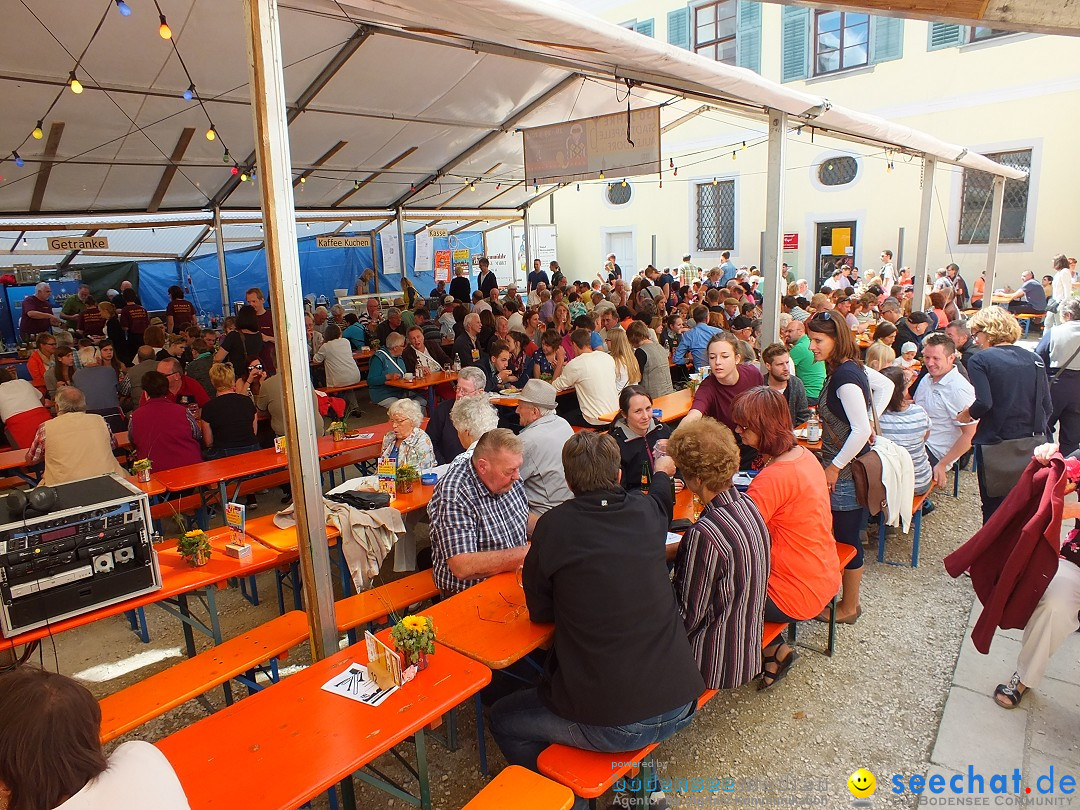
[953, 464, 960, 497]
[239, 574, 260, 606]
[912, 508, 923, 568]
[125, 607, 150, 643]
[876, 519, 886, 564]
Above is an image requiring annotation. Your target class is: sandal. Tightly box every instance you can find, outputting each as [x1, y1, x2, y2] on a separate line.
[758, 644, 797, 691]
[994, 673, 1027, 709]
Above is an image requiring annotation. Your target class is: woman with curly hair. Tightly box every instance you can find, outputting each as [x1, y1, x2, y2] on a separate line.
[667, 417, 770, 691]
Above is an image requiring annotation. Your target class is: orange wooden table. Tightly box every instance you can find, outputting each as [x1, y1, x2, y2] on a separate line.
[0, 528, 288, 655]
[156, 630, 492, 810]
[425, 572, 553, 669]
[597, 388, 693, 424]
[388, 370, 458, 411]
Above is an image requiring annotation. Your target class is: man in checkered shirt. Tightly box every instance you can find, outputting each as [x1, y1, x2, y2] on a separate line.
[428, 428, 529, 594]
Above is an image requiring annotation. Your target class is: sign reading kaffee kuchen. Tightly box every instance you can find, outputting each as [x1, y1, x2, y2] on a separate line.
[316, 235, 371, 248]
[47, 236, 109, 251]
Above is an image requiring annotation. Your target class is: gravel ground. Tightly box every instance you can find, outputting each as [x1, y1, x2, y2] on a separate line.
[42, 412, 983, 810]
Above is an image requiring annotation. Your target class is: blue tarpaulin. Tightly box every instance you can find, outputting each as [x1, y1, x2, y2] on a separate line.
[117, 230, 485, 314]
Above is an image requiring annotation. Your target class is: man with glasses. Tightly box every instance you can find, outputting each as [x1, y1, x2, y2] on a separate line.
[426, 365, 487, 465]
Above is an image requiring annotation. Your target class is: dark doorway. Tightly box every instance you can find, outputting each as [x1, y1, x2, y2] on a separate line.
[815, 221, 857, 291]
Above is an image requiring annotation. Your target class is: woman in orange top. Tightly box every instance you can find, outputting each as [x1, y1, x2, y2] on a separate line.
[972, 272, 985, 306]
[26, 332, 57, 394]
[731, 386, 841, 686]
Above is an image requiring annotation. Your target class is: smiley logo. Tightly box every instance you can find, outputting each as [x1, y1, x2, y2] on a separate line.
[848, 768, 877, 798]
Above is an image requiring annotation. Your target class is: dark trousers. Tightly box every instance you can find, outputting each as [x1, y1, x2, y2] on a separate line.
[1049, 370, 1080, 457]
[1008, 301, 1045, 317]
[974, 445, 1005, 525]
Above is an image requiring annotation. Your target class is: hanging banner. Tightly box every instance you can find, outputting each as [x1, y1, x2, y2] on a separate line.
[381, 230, 401, 275]
[523, 106, 661, 185]
[511, 225, 558, 275]
[48, 236, 109, 251]
[414, 231, 434, 274]
[434, 250, 452, 283]
[485, 226, 514, 285]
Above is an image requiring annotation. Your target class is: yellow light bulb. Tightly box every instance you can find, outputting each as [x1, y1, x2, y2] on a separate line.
[299, 176, 306, 183]
[240, 172, 249, 182]
[598, 170, 605, 180]
[159, 15, 172, 39]
[69, 74, 83, 94]
[205, 127, 216, 142]
[32, 124, 43, 140]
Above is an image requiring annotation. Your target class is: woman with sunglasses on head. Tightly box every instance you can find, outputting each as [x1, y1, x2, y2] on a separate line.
[805, 310, 873, 624]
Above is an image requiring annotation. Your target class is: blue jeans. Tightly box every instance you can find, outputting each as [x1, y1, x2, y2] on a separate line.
[489, 688, 697, 810]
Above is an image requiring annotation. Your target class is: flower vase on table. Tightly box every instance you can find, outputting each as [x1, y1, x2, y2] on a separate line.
[395, 464, 418, 495]
[390, 614, 436, 679]
[178, 530, 212, 567]
[330, 420, 347, 442]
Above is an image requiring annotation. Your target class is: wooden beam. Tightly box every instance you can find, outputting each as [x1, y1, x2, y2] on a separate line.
[30, 122, 65, 213]
[147, 127, 196, 213]
[661, 105, 710, 135]
[449, 220, 482, 235]
[57, 228, 97, 270]
[332, 147, 417, 208]
[180, 225, 213, 260]
[477, 180, 524, 207]
[293, 140, 347, 188]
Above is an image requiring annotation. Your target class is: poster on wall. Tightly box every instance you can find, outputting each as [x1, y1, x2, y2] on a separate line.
[452, 248, 470, 278]
[434, 250, 452, 283]
[414, 231, 434, 274]
[511, 225, 559, 276]
[381, 230, 401, 275]
[523, 107, 661, 185]
[485, 226, 514, 285]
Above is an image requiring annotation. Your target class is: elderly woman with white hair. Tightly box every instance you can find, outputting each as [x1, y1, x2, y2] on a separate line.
[367, 332, 424, 412]
[381, 397, 436, 471]
[72, 345, 126, 432]
[449, 392, 499, 464]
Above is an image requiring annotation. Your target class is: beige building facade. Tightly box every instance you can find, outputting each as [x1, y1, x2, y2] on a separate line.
[538, 0, 1080, 290]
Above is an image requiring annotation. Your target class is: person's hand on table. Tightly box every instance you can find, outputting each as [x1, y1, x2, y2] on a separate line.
[386, 373, 402, 380]
[825, 463, 840, 492]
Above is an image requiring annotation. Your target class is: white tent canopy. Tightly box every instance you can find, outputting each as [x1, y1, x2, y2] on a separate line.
[0, 0, 1023, 225]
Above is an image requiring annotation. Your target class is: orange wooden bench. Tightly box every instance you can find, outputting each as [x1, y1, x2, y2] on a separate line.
[317, 381, 368, 395]
[464, 765, 574, 810]
[877, 483, 935, 567]
[536, 622, 786, 805]
[335, 569, 440, 642]
[98, 610, 309, 743]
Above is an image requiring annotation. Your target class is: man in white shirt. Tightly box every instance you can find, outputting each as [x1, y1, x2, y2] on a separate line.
[880, 250, 895, 289]
[913, 333, 977, 487]
[437, 295, 457, 340]
[552, 329, 619, 427]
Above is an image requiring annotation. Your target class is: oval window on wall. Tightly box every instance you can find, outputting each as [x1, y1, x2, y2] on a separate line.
[817, 156, 859, 186]
[606, 181, 633, 206]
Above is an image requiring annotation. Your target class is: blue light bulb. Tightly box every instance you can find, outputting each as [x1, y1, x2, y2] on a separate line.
[13, 153, 24, 168]
[183, 85, 194, 101]
[115, 0, 132, 16]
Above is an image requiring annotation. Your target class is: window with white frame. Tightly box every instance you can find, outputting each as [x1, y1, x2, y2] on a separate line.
[695, 180, 735, 252]
[958, 149, 1032, 244]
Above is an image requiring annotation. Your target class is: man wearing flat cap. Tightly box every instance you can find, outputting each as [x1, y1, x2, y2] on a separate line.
[515, 379, 574, 533]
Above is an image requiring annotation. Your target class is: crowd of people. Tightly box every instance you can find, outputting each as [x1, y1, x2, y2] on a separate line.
[4, 248, 1078, 810]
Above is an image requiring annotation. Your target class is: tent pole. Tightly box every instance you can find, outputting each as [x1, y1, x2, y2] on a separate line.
[396, 208, 407, 291]
[913, 157, 936, 309]
[522, 206, 533, 292]
[213, 206, 229, 317]
[760, 108, 787, 347]
[982, 176, 1005, 310]
[243, 0, 337, 661]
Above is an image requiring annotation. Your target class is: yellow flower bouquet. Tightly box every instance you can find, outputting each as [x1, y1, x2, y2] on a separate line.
[389, 614, 436, 670]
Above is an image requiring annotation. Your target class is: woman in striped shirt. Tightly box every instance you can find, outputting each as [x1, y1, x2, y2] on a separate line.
[876, 366, 933, 495]
[668, 417, 770, 691]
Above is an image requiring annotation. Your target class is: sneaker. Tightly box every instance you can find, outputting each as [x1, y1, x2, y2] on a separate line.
[921, 499, 935, 515]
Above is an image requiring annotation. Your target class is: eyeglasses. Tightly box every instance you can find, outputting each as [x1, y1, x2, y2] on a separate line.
[389, 416, 410, 425]
[475, 593, 526, 624]
[814, 311, 834, 322]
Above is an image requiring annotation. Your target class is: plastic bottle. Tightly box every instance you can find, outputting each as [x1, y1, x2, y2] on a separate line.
[806, 407, 821, 443]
